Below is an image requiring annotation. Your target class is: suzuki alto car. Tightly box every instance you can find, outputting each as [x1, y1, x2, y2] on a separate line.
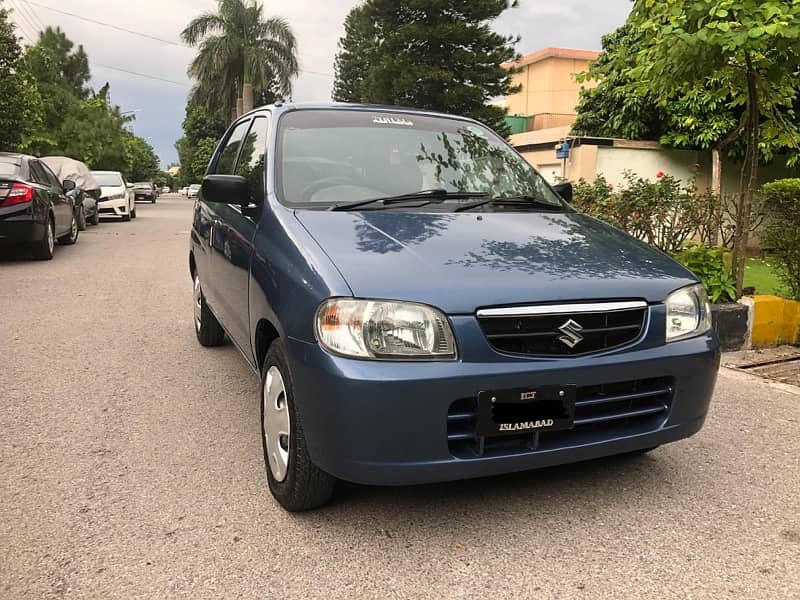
[189, 104, 720, 511]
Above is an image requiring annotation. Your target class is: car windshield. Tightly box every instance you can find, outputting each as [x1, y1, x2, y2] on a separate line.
[134, 182, 151, 189]
[276, 109, 564, 210]
[93, 172, 123, 186]
[189, 184, 201, 190]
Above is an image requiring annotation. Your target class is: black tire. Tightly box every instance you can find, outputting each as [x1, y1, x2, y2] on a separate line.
[193, 273, 225, 346]
[261, 340, 336, 512]
[31, 215, 55, 260]
[77, 206, 87, 231]
[121, 211, 131, 222]
[152, 197, 156, 204]
[89, 208, 100, 226]
[58, 213, 79, 245]
[131, 207, 137, 219]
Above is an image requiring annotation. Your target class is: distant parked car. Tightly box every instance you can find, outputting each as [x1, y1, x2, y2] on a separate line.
[162, 186, 170, 194]
[42, 156, 101, 229]
[187, 184, 201, 199]
[0, 152, 79, 260]
[179, 186, 188, 196]
[133, 182, 157, 203]
[92, 171, 136, 221]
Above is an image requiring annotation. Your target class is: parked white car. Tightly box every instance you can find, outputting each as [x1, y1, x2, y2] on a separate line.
[92, 171, 135, 221]
[162, 186, 170, 194]
[179, 187, 188, 196]
[187, 184, 201, 199]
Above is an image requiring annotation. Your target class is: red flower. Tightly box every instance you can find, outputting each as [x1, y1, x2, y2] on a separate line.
[656, 171, 665, 179]
[632, 211, 641, 220]
[607, 183, 614, 191]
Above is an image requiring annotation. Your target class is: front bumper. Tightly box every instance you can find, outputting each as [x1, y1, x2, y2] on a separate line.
[286, 314, 720, 486]
[98, 197, 129, 217]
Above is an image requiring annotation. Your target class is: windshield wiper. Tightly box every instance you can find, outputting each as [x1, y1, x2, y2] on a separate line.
[329, 189, 490, 211]
[453, 194, 564, 213]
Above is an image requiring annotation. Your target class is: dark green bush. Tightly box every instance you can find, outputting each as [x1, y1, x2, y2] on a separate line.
[672, 243, 736, 304]
[759, 179, 800, 300]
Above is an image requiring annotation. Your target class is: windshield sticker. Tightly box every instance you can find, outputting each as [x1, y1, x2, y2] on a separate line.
[373, 116, 415, 127]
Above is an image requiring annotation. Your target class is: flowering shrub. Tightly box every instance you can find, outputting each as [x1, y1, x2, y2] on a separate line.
[571, 171, 713, 254]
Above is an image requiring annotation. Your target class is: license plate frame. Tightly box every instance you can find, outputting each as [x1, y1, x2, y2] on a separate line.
[476, 385, 576, 437]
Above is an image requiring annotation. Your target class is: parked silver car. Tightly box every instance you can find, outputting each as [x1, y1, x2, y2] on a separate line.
[41, 156, 101, 229]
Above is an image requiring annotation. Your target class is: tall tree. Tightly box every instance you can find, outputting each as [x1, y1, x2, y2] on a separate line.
[333, 0, 520, 129]
[175, 102, 227, 186]
[182, 0, 299, 120]
[625, 0, 800, 295]
[0, 7, 44, 152]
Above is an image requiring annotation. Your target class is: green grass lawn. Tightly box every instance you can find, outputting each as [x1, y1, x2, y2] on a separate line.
[744, 256, 789, 296]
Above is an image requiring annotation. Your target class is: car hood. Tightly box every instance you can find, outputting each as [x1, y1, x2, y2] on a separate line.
[295, 210, 696, 314]
[99, 185, 124, 198]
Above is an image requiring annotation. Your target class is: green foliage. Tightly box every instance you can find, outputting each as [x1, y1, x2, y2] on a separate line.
[11, 27, 159, 180]
[333, 0, 520, 131]
[572, 171, 713, 255]
[182, 0, 298, 117]
[759, 179, 800, 300]
[176, 103, 227, 186]
[673, 243, 737, 304]
[0, 8, 45, 152]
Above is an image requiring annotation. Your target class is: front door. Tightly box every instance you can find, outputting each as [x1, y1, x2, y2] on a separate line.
[209, 114, 270, 359]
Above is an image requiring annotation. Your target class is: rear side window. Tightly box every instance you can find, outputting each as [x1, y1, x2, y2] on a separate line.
[215, 120, 251, 175]
[29, 161, 49, 185]
[39, 162, 63, 188]
[234, 116, 269, 203]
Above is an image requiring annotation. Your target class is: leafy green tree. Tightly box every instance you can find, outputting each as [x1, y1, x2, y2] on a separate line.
[182, 0, 298, 119]
[0, 7, 44, 152]
[123, 135, 160, 181]
[176, 102, 227, 186]
[626, 0, 800, 295]
[190, 137, 218, 180]
[333, 0, 520, 130]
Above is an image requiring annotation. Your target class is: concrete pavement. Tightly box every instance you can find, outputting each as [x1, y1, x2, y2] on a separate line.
[1, 196, 799, 599]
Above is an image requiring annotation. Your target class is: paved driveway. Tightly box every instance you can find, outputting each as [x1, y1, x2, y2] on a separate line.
[1, 196, 798, 599]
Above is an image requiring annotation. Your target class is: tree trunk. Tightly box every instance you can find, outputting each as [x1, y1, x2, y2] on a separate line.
[236, 97, 243, 118]
[731, 55, 760, 298]
[711, 122, 744, 247]
[242, 83, 254, 113]
[230, 107, 238, 125]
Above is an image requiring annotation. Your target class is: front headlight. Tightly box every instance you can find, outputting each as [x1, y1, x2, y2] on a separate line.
[315, 298, 457, 360]
[665, 283, 712, 342]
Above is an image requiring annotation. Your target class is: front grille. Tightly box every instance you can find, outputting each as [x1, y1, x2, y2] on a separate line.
[478, 304, 647, 357]
[447, 377, 673, 459]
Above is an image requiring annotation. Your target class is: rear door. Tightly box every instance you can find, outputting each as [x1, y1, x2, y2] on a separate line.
[29, 161, 68, 234]
[209, 114, 270, 357]
[38, 161, 72, 235]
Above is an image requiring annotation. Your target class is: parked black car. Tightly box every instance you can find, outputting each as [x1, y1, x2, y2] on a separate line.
[133, 182, 156, 203]
[0, 152, 79, 260]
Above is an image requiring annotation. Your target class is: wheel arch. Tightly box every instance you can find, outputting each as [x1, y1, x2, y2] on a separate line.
[254, 318, 281, 373]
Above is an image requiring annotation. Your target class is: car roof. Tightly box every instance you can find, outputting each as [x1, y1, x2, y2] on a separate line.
[91, 170, 122, 175]
[240, 101, 475, 124]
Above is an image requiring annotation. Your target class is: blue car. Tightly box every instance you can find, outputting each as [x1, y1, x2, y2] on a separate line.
[190, 103, 720, 511]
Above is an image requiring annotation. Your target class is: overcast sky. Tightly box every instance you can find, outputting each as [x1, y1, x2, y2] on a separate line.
[7, 0, 633, 168]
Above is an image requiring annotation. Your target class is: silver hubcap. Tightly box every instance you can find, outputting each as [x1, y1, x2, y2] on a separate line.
[70, 215, 77, 238]
[263, 366, 290, 482]
[193, 276, 202, 332]
[47, 221, 54, 254]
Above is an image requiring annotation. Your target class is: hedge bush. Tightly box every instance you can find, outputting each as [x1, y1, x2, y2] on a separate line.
[759, 179, 800, 300]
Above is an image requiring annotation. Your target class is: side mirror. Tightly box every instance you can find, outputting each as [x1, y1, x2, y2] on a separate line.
[553, 181, 573, 203]
[63, 179, 76, 193]
[201, 175, 249, 205]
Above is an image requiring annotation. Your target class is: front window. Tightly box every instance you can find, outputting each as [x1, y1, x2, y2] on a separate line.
[276, 109, 564, 210]
[134, 182, 152, 190]
[93, 172, 123, 187]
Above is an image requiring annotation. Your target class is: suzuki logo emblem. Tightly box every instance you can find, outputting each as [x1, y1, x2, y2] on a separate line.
[558, 319, 584, 348]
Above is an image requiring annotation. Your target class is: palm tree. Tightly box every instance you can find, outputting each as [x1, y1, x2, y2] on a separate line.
[182, 0, 299, 120]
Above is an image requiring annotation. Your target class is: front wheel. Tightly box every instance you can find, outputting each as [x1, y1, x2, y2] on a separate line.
[89, 207, 100, 226]
[58, 213, 79, 245]
[77, 206, 87, 231]
[261, 340, 336, 511]
[131, 207, 137, 219]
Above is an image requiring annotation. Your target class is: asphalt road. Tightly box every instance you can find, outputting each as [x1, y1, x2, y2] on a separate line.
[1, 196, 799, 599]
